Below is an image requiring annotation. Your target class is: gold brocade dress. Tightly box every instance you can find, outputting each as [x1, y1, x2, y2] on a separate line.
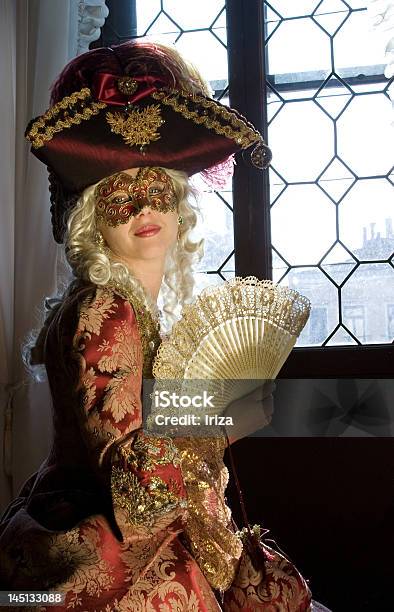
[0, 281, 312, 611]
[0, 283, 241, 612]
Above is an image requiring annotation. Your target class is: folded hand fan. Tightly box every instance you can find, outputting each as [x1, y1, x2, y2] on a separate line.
[152, 276, 311, 416]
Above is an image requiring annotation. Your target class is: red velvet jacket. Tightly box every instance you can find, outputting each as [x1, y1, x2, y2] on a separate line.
[0, 282, 312, 611]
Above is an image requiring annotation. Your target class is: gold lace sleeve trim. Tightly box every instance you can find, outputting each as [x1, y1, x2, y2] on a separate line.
[175, 437, 243, 591]
[111, 434, 187, 530]
[26, 88, 106, 149]
[111, 469, 187, 528]
[106, 281, 161, 378]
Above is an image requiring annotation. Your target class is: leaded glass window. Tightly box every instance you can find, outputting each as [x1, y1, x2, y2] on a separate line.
[95, 0, 393, 359]
[265, 0, 394, 346]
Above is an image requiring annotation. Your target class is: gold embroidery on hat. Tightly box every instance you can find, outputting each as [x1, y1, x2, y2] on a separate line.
[152, 88, 261, 149]
[106, 105, 165, 149]
[26, 88, 106, 149]
[25, 85, 271, 169]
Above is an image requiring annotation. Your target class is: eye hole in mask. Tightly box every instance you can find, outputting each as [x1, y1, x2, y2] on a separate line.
[95, 167, 177, 227]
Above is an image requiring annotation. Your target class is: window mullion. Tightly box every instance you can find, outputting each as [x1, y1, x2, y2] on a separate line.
[226, 0, 272, 280]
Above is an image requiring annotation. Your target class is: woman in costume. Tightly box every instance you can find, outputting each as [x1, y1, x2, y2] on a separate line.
[0, 41, 313, 610]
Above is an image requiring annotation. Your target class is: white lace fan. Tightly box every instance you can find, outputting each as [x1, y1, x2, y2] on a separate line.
[152, 277, 311, 416]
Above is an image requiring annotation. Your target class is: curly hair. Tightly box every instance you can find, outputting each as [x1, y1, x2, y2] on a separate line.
[65, 167, 203, 326]
[24, 168, 203, 378]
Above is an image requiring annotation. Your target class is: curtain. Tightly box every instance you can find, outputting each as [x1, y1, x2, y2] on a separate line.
[0, 0, 108, 511]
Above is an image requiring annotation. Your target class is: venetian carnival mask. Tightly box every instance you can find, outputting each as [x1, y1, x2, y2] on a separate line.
[95, 167, 177, 227]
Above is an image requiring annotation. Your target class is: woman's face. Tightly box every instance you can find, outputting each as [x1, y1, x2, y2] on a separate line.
[96, 167, 179, 263]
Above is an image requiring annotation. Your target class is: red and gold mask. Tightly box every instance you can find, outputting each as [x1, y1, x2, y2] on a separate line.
[95, 167, 177, 227]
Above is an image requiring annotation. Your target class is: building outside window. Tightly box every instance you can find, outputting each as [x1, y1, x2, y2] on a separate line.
[308, 306, 329, 344]
[343, 304, 366, 342]
[387, 303, 394, 340]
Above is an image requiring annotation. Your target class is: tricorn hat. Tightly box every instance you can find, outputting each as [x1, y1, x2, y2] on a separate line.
[25, 40, 272, 243]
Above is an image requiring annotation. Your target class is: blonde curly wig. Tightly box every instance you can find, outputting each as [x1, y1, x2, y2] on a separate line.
[23, 168, 203, 378]
[65, 167, 204, 326]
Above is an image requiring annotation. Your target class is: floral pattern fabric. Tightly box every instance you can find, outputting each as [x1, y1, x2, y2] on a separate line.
[0, 283, 313, 610]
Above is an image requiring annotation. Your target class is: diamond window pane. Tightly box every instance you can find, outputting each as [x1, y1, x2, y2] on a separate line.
[321, 243, 357, 285]
[318, 158, 355, 202]
[313, 0, 349, 36]
[315, 80, 353, 120]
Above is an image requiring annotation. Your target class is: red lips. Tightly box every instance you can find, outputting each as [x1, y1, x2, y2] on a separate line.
[134, 223, 161, 237]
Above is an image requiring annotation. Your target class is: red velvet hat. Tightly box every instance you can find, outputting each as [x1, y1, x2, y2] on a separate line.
[25, 40, 272, 243]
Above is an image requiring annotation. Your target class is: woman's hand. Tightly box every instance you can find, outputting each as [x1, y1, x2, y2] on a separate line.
[223, 380, 276, 444]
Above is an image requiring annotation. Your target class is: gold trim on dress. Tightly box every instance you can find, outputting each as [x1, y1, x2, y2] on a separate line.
[111, 434, 187, 528]
[175, 436, 243, 591]
[111, 468, 185, 528]
[107, 281, 161, 378]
